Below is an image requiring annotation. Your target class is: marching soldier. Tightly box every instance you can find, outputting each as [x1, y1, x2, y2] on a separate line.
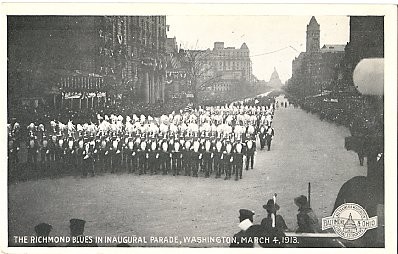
[245, 134, 256, 170]
[213, 138, 224, 178]
[191, 138, 201, 177]
[75, 134, 86, 173]
[233, 140, 245, 181]
[148, 139, 160, 175]
[258, 125, 267, 150]
[266, 125, 275, 151]
[101, 135, 112, 172]
[171, 137, 183, 176]
[40, 134, 51, 170]
[182, 140, 192, 176]
[110, 134, 122, 173]
[223, 140, 233, 180]
[202, 136, 214, 178]
[8, 132, 20, 170]
[27, 127, 39, 170]
[82, 138, 95, 177]
[138, 138, 148, 175]
[48, 134, 57, 164]
[125, 137, 136, 173]
[65, 134, 77, 171]
[159, 137, 170, 175]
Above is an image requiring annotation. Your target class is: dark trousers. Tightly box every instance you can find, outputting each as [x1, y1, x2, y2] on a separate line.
[172, 154, 182, 176]
[27, 149, 38, 169]
[82, 157, 95, 176]
[202, 155, 213, 177]
[266, 136, 272, 151]
[214, 157, 223, 178]
[138, 153, 147, 174]
[234, 160, 243, 180]
[127, 153, 138, 173]
[191, 155, 200, 177]
[111, 152, 122, 173]
[182, 153, 192, 176]
[259, 136, 266, 149]
[246, 153, 254, 170]
[224, 160, 232, 179]
[149, 155, 159, 174]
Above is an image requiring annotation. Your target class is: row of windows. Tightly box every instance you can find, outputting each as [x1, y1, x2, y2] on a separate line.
[215, 51, 249, 57]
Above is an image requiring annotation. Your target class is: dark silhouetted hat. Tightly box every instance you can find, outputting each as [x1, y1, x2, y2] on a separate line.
[239, 209, 255, 220]
[263, 199, 280, 211]
[69, 218, 86, 235]
[294, 195, 309, 208]
[34, 223, 52, 237]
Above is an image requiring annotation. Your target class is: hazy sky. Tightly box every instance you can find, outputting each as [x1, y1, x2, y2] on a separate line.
[166, 15, 350, 83]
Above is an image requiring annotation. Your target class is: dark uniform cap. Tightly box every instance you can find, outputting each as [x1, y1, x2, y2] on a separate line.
[34, 223, 52, 236]
[70, 218, 86, 235]
[239, 209, 255, 220]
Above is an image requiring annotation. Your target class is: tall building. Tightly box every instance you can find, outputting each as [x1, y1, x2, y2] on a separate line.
[306, 16, 320, 53]
[287, 16, 345, 97]
[7, 15, 167, 109]
[210, 42, 253, 84]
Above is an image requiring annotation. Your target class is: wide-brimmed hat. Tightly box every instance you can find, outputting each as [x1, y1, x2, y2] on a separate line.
[263, 199, 280, 211]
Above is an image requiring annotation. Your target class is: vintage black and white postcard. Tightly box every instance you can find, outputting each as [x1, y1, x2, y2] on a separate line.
[1, 2, 396, 254]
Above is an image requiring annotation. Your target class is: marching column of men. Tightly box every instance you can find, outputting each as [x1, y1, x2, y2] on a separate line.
[8, 103, 276, 181]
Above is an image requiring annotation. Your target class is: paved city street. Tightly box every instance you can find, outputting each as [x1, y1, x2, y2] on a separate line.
[8, 106, 366, 247]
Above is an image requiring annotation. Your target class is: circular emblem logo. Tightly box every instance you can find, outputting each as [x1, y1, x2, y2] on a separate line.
[322, 203, 378, 240]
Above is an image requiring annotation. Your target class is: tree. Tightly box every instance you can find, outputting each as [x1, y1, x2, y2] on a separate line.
[179, 49, 221, 105]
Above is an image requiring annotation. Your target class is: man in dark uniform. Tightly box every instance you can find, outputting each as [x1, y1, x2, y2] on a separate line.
[223, 141, 233, 180]
[101, 135, 112, 172]
[202, 137, 213, 178]
[8, 134, 20, 171]
[27, 132, 39, 170]
[245, 135, 256, 170]
[40, 134, 50, 171]
[75, 135, 85, 173]
[258, 125, 267, 150]
[171, 137, 182, 176]
[148, 139, 160, 175]
[233, 141, 245, 181]
[48, 134, 57, 164]
[125, 137, 135, 173]
[182, 140, 192, 176]
[261, 199, 288, 231]
[65, 134, 77, 171]
[82, 139, 95, 177]
[191, 139, 201, 177]
[138, 138, 148, 175]
[266, 126, 275, 151]
[67, 219, 98, 247]
[213, 138, 224, 178]
[93, 134, 102, 173]
[159, 138, 169, 175]
[109, 134, 122, 173]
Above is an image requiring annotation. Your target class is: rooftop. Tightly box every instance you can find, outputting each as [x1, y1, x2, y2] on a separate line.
[320, 44, 345, 53]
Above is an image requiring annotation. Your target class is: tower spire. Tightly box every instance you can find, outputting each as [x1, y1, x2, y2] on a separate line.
[306, 16, 320, 53]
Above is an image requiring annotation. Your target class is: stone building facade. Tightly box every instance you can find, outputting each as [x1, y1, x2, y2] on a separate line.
[7, 15, 167, 109]
[287, 16, 345, 97]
